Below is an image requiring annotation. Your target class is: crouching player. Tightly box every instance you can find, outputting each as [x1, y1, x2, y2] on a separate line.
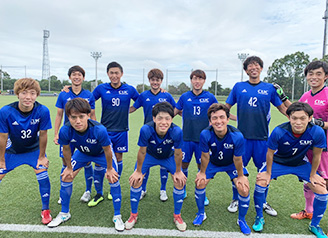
[194, 103, 251, 235]
[253, 102, 328, 238]
[125, 102, 187, 231]
[48, 98, 124, 231]
[0, 78, 52, 224]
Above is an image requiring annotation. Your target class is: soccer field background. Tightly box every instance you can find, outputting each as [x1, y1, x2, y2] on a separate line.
[0, 95, 325, 237]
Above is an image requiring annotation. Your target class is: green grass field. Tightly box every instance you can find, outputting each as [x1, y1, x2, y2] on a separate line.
[0, 95, 325, 237]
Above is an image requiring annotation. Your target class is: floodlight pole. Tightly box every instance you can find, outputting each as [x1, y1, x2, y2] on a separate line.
[323, 0, 328, 58]
[91, 52, 102, 86]
[238, 53, 249, 82]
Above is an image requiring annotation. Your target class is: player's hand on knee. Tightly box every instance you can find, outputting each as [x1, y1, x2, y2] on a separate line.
[36, 156, 49, 169]
[173, 171, 187, 188]
[61, 167, 73, 182]
[129, 171, 143, 188]
[195, 172, 206, 188]
[235, 175, 250, 194]
[106, 167, 119, 183]
[310, 174, 326, 188]
[256, 172, 270, 186]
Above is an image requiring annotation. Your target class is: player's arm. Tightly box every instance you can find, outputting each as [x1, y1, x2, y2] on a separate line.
[61, 144, 73, 181]
[273, 83, 292, 107]
[172, 148, 187, 187]
[129, 146, 147, 187]
[225, 103, 237, 121]
[90, 109, 96, 121]
[311, 118, 328, 129]
[54, 108, 64, 145]
[0, 133, 8, 170]
[309, 146, 326, 187]
[256, 148, 274, 186]
[103, 145, 119, 183]
[129, 106, 137, 114]
[37, 130, 49, 169]
[195, 152, 209, 187]
[276, 104, 288, 117]
[174, 108, 182, 117]
[233, 155, 249, 193]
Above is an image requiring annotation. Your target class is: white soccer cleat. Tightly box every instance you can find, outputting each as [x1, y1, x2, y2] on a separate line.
[227, 199, 238, 213]
[140, 190, 147, 200]
[80, 191, 91, 202]
[173, 214, 187, 232]
[47, 212, 71, 228]
[125, 212, 138, 230]
[160, 190, 168, 202]
[263, 202, 277, 216]
[113, 214, 124, 232]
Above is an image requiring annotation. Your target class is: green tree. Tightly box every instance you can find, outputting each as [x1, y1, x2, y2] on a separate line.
[208, 81, 223, 95]
[177, 82, 190, 94]
[136, 84, 150, 93]
[264, 51, 310, 100]
[168, 85, 178, 95]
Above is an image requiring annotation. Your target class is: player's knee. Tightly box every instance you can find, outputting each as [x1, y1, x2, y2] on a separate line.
[195, 181, 206, 189]
[256, 179, 267, 187]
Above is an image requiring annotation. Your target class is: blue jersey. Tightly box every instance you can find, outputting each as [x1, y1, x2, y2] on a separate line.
[58, 119, 111, 156]
[176, 90, 218, 142]
[200, 125, 245, 167]
[0, 101, 52, 154]
[55, 88, 95, 124]
[133, 90, 176, 124]
[268, 122, 327, 166]
[226, 81, 282, 140]
[93, 83, 139, 132]
[138, 121, 183, 159]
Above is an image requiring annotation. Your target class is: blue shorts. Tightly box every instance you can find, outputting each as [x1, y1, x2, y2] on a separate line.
[0, 150, 47, 174]
[140, 153, 176, 175]
[182, 141, 201, 164]
[259, 161, 312, 183]
[59, 144, 75, 158]
[71, 150, 118, 172]
[244, 139, 267, 170]
[108, 131, 128, 153]
[206, 162, 249, 180]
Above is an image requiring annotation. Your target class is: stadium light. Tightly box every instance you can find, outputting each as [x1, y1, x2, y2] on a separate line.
[91, 52, 102, 86]
[238, 53, 249, 82]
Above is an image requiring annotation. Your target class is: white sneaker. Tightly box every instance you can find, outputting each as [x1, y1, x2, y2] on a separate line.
[160, 190, 168, 202]
[47, 212, 71, 228]
[263, 202, 277, 216]
[80, 191, 91, 202]
[227, 199, 238, 213]
[140, 190, 147, 200]
[113, 214, 124, 232]
[57, 197, 62, 205]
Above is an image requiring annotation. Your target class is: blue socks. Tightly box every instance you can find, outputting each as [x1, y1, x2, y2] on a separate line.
[110, 181, 122, 216]
[130, 186, 142, 214]
[141, 169, 150, 192]
[254, 184, 267, 218]
[93, 165, 105, 195]
[238, 194, 250, 221]
[195, 188, 206, 214]
[160, 167, 168, 191]
[60, 181, 73, 213]
[36, 171, 51, 210]
[84, 163, 93, 192]
[311, 193, 328, 227]
[232, 181, 238, 200]
[117, 161, 123, 177]
[173, 187, 185, 215]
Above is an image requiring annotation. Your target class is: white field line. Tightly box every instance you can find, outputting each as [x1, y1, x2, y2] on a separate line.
[0, 223, 315, 238]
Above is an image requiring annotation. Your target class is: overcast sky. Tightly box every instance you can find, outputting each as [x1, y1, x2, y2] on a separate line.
[0, 0, 327, 89]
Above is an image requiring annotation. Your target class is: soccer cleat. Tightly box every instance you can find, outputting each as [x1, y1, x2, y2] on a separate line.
[252, 216, 265, 232]
[204, 196, 209, 206]
[47, 212, 71, 228]
[140, 190, 147, 200]
[160, 190, 168, 202]
[227, 199, 238, 213]
[41, 210, 52, 225]
[125, 212, 138, 230]
[108, 192, 113, 200]
[193, 212, 207, 226]
[112, 214, 124, 232]
[263, 202, 277, 216]
[57, 197, 62, 205]
[237, 219, 251, 235]
[290, 209, 313, 220]
[80, 191, 91, 202]
[88, 194, 104, 207]
[309, 224, 327, 238]
[173, 214, 187, 231]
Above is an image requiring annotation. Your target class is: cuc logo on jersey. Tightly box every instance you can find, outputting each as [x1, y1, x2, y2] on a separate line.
[199, 98, 209, 103]
[314, 100, 326, 106]
[30, 118, 40, 125]
[257, 89, 268, 95]
[299, 140, 313, 146]
[163, 139, 173, 145]
[119, 90, 128, 95]
[159, 98, 167, 102]
[117, 146, 126, 151]
[224, 143, 234, 149]
[86, 138, 97, 144]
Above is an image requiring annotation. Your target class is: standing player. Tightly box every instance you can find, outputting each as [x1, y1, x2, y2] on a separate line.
[252, 102, 328, 238]
[174, 69, 218, 205]
[93, 62, 139, 185]
[125, 102, 187, 231]
[225, 56, 286, 216]
[0, 78, 52, 224]
[54, 65, 96, 204]
[194, 104, 251, 235]
[275, 61, 328, 221]
[48, 98, 124, 231]
[130, 68, 176, 201]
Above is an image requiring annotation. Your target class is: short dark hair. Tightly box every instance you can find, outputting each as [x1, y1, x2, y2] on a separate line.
[152, 102, 174, 118]
[68, 65, 85, 77]
[65, 98, 91, 117]
[286, 101, 313, 117]
[243, 56, 263, 71]
[207, 103, 230, 120]
[107, 61, 123, 73]
[190, 69, 206, 80]
[304, 61, 328, 76]
[148, 68, 163, 80]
